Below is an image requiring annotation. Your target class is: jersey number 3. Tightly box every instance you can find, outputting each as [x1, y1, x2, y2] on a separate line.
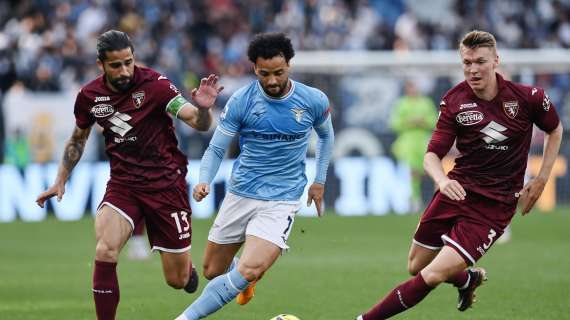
[483, 228, 497, 250]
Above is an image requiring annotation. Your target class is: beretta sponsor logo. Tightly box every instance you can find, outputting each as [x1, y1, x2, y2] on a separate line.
[456, 110, 484, 126]
[91, 104, 115, 118]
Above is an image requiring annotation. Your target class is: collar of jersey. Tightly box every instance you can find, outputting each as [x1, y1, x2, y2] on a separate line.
[257, 80, 296, 101]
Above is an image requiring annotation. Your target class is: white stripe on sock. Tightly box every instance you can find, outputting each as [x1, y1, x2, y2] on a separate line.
[175, 314, 189, 320]
[460, 273, 471, 290]
[226, 274, 239, 292]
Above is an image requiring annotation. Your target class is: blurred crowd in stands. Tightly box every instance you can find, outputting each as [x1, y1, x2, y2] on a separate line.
[2, 0, 570, 92]
[1, 0, 570, 164]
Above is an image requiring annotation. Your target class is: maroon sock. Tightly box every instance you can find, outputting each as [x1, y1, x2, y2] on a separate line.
[93, 261, 119, 320]
[362, 273, 434, 320]
[446, 270, 469, 288]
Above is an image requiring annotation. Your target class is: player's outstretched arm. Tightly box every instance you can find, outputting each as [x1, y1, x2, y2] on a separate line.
[193, 127, 234, 202]
[424, 152, 466, 201]
[517, 122, 563, 215]
[308, 116, 334, 217]
[177, 74, 224, 131]
[36, 125, 92, 208]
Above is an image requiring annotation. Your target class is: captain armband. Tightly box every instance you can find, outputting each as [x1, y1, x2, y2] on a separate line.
[166, 95, 189, 118]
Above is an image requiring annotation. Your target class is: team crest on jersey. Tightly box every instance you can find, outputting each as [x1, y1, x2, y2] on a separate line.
[290, 108, 305, 123]
[132, 91, 145, 108]
[503, 101, 519, 119]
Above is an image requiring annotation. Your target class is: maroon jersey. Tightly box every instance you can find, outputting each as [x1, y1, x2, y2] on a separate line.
[74, 66, 188, 190]
[428, 73, 560, 204]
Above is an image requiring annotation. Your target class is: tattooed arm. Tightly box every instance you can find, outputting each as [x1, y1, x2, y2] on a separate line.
[36, 126, 92, 208]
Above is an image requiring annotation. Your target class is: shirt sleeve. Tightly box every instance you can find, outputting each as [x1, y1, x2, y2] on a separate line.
[427, 99, 457, 159]
[312, 89, 331, 127]
[218, 93, 243, 135]
[199, 127, 234, 184]
[529, 87, 560, 133]
[74, 90, 95, 129]
[313, 115, 334, 184]
[153, 76, 188, 115]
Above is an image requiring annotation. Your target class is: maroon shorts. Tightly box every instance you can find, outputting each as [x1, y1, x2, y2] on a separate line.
[413, 191, 515, 265]
[98, 176, 192, 253]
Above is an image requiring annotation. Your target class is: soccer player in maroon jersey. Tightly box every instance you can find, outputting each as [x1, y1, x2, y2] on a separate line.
[357, 30, 563, 319]
[35, 30, 223, 320]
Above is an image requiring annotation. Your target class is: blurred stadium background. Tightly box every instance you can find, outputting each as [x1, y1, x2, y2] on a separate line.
[0, 0, 569, 319]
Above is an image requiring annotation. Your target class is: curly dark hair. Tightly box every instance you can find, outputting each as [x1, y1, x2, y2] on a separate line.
[247, 32, 295, 64]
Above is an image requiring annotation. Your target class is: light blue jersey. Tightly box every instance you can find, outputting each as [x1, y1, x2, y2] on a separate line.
[200, 80, 333, 201]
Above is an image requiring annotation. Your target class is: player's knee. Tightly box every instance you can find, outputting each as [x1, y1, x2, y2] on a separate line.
[165, 271, 189, 289]
[95, 241, 120, 262]
[407, 259, 422, 276]
[407, 263, 420, 276]
[165, 278, 185, 289]
[421, 269, 446, 287]
[202, 263, 222, 280]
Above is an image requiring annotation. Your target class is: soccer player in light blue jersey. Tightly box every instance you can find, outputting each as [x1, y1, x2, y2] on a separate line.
[175, 33, 334, 320]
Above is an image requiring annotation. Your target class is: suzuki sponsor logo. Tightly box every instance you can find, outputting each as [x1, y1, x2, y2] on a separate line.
[90, 104, 114, 118]
[485, 144, 508, 151]
[114, 136, 137, 144]
[480, 121, 508, 144]
[459, 102, 478, 110]
[108, 112, 133, 137]
[94, 96, 110, 102]
[456, 111, 484, 126]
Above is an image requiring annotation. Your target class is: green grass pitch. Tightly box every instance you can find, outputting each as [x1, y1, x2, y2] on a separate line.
[1, 209, 569, 319]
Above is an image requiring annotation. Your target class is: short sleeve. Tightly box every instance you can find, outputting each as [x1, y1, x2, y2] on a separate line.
[154, 76, 184, 112]
[74, 90, 95, 129]
[427, 99, 457, 159]
[218, 93, 243, 135]
[529, 87, 560, 133]
[313, 89, 331, 127]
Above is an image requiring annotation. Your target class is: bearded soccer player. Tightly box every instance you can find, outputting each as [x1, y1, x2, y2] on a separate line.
[35, 30, 223, 320]
[357, 30, 563, 319]
[175, 32, 334, 320]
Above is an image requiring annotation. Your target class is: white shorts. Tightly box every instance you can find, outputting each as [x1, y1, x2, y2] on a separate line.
[208, 193, 301, 250]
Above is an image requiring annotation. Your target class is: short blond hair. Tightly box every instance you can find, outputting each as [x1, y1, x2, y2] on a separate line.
[460, 30, 496, 50]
